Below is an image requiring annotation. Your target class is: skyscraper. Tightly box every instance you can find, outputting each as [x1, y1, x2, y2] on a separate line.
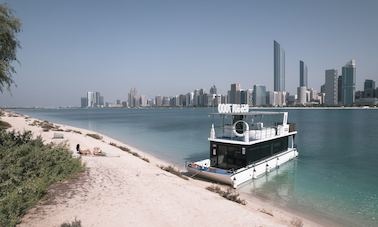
[253, 85, 267, 106]
[155, 96, 162, 106]
[341, 60, 356, 106]
[128, 88, 139, 108]
[274, 40, 285, 91]
[240, 89, 253, 105]
[337, 76, 343, 104]
[364, 79, 375, 90]
[299, 60, 308, 88]
[209, 85, 217, 95]
[230, 83, 241, 104]
[364, 79, 375, 98]
[81, 97, 88, 108]
[324, 69, 338, 105]
[297, 86, 307, 105]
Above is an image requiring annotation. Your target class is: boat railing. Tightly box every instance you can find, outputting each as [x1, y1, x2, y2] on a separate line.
[213, 125, 278, 141]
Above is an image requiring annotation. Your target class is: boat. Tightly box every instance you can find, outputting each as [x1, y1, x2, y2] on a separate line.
[186, 104, 298, 188]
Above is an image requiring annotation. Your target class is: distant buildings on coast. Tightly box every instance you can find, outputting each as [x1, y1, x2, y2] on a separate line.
[81, 92, 104, 108]
[80, 40, 378, 108]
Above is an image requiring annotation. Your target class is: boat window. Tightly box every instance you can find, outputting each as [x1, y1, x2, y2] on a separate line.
[211, 143, 246, 170]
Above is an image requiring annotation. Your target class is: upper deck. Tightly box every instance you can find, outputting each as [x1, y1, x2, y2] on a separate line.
[208, 104, 297, 145]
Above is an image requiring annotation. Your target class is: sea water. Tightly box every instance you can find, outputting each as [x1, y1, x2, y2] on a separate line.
[14, 108, 378, 226]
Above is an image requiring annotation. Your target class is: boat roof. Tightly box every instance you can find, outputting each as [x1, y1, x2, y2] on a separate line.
[209, 111, 287, 116]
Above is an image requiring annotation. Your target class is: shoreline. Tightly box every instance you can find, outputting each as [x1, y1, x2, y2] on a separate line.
[4, 106, 378, 110]
[2, 110, 327, 226]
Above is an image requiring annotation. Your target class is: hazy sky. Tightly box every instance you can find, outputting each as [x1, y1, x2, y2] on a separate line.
[1, 0, 378, 107]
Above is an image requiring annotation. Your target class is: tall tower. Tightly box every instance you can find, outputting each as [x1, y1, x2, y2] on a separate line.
[87, 91, 96, 108]
[209, 85, 217, 95]
[324, 69, 338, 105]
[253, 85, 267, 106]
[342, 60, 356, 106]
[230, 83, 241, 104]
[274, 40, 285, 91]
[299, 60, 308, 88]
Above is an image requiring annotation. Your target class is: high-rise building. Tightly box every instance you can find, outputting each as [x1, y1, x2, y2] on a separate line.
[87, 92, 95, 107]
[128, 88, 139, 108]
[86, 91, 102, 108]
[324, 69, 338, 105]
[240, 89, 253, 105]
[266, 91, 274, 106]
[240, 90, 247, 105]
[274, 40, 285, 92]
[299, 60, 308, 88]
[253, 85, 267, 106]
[341, 60, 356, 106]
[337, 76, 343, 104]
[364, 79, 375, 90]
[198, 89, 205, 107]
[140, 95, 147, 107]
[230, 83, 241, 104]
[155, 96, 162, 106]
[214, 94, 221, 106]
[364, 79, 375, 98]
[210, 85, 217, 95]
[297, 86, 307, 105]
[185, 92, 193, 107]
[162, 96, 170, 106]
[80, 97, 88, 108]
[273, 91, 287, 107]
[95, 92, 101, 106]
[98, 96, 104, 107]
[320, 84, 325, 94]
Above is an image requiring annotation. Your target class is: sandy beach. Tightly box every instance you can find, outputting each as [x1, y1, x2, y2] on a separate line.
[1, 110, 324, 227]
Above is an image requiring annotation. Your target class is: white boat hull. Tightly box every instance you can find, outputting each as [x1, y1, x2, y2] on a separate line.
[186, 148, 298, 188]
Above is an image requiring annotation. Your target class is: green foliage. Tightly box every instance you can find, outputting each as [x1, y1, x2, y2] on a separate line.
[0, 4, 21, 92]
[0, 130, 84, 227]
[0, 120, 11, 129]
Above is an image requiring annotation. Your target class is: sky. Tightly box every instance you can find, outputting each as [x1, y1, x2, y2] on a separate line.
[1, 0, 378, 107]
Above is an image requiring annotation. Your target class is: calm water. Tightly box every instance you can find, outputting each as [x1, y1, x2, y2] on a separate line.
[14, 108, 378, 226]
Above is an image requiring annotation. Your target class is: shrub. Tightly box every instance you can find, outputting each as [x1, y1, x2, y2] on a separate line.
[0, 130, 84, 227]
[40, 121, 56, 131]
[141, 157, 150, 163]
[0, 120, 11, 129]
[86, 133, 102, 140]
[258, 208, 273, 216]
[60, 218, 81, 227]
[158, 165, 189, 180]
[290, 217, 303, 227]
[206, 185, 247, 205]
[109, 142, 150, 163]
[109, 142, 117, 147]
[117, 145, 130, 152]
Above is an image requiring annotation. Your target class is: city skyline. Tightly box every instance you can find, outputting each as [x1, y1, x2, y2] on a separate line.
[1, 0, 378, 107]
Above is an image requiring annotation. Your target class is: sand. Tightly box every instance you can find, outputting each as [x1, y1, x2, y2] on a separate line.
[1, 110, 324, 227]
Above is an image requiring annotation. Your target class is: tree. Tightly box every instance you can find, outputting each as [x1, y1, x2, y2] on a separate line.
[0, 4, 21, 93]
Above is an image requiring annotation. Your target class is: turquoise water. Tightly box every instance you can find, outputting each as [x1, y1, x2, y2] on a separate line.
[13, 108, 378, 226]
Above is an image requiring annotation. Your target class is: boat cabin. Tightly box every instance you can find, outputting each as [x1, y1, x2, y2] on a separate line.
[208, 104, 297, 171]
